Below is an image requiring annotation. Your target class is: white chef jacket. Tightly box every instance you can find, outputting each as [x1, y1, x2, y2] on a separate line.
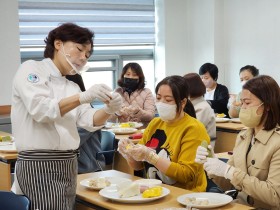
[11, 58, 102, 152]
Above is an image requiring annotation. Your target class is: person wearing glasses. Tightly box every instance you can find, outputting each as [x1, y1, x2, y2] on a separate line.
[11, 23, 122, 210]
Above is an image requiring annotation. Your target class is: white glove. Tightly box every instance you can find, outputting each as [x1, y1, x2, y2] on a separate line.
[79, 84, 112, 104]
[127, 144, 154, 162]
[195, 145, 216, 164]
[117, 139, 135, 161]
[103, 92, 122, 114]
[203, 158, 229, 178]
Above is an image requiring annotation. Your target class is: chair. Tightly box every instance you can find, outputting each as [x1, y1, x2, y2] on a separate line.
[0, 191, 30, 210]
[96, 130, 117, 170]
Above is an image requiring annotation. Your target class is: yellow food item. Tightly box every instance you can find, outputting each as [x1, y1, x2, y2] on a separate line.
[142, 186, 163, 198]
[126, 144, 132, 150]
[0, 136, 12, 142]
[201, 140, 213, 158]
[120, 123, 130, 128]
[216, 113, 226, 118]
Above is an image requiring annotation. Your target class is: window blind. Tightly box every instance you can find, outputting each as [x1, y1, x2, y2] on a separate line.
[18, 0, 155, 48]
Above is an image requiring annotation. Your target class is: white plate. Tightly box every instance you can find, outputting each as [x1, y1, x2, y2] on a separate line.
[80, 177, 131, 190]
[216, 114, 226, 118]
[177, 192, 233, 209]
[0, 143, 17, 153]
[105, 122, 143, 129]
[134, 179, 162, 187]
[107, 128, 138, 134]
[0, 142, 13, 146]
[99, 186, 170, 203]
[231, 118, 241, 123]
[215, 118, 230, 123]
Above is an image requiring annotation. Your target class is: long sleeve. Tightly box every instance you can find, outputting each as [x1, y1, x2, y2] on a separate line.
[208, 84, 229, 117]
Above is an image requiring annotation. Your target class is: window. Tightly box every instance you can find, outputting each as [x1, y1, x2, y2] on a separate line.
[123, 59, 155, 94]
[19, 0, 156, 91]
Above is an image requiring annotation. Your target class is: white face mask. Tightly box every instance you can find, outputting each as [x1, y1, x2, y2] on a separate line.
[156, 102, 177, 122]
[240, 80, 247, 86]
[61, 43, 89, 75]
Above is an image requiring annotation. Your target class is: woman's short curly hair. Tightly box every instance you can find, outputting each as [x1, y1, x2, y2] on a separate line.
[44, 22, 94, 59]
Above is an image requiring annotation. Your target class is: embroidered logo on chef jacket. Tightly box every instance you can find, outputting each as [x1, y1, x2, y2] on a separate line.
[27, 73, 39, 83]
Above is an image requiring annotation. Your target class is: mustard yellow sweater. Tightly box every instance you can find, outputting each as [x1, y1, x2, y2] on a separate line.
[139, 113, 210, 192]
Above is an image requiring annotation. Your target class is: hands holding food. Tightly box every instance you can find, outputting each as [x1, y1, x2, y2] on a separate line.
[127, 144, 159, 165]
[103, 92, 123, 114]
[117, 138, 135, 160]
[118, 141, 159, 165]
[116, 103, 141, 119]
[195, 140, 234, 179]
[195, 140, 215, 164]
[79, 84, 112, 104]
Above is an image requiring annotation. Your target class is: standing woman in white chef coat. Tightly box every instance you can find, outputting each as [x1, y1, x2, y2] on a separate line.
[11, 23, 122, 210]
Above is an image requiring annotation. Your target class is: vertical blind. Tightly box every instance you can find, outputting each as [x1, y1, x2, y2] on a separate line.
[18, 0, 155, 47]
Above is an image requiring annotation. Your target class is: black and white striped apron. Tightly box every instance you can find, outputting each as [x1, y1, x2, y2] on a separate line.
[16, 150, 79, 210]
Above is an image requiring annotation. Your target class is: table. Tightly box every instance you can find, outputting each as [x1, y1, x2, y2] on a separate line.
[0, 131, 17, 191]
[215, 122, 246, 153]
[76, 170, 251, 210]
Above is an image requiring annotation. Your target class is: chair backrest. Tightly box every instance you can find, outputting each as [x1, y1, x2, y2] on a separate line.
[0, 191, 30, 210]
[96, 130, 117, 167]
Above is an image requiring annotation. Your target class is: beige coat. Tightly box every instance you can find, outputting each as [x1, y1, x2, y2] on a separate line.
[213, 126, 280, 209]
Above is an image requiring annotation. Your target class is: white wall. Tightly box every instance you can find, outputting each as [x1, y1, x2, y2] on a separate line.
[1, 0, 280, 105]
[0, 0, 20, 105]
[155, 0, 280, 94]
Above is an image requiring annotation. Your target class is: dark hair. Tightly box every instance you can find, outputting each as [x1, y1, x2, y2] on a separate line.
[183, 73, 206, 98]
[66, 74, 86, 92]
[199, 63, 219, 81]
[44, 23, 94, 59]
[243, 75, 280, 130]
[155, 75, 196, 118]
[239, 65, 259, 76]
[117, 62, 145, 90]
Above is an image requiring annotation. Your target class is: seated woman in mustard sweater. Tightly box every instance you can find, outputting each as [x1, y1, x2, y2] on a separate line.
[118, 75, 210, 192]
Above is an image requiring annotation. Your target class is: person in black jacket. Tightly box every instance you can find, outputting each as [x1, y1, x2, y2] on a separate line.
[199, 63, 229, 118]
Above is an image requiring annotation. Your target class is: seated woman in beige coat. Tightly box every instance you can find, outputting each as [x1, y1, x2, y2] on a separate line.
[195, 75, 280, 209]
[109, 62, 155, 123]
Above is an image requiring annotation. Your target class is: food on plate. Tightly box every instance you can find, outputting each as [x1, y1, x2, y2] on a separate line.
[120, 123, 130, 128]
[139, 185, 149, 193]
[88, 177, 111, 188]
[185, 197, 209, 205]
[120, 122, 136, 128]
[201, 140, 213, 158]
[216, 113, 226, 118]
[142, 186, 163, 198]
[0, 136, 12, 142]
[118, 182, 141, 198]
[116, 180, 132, 191]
